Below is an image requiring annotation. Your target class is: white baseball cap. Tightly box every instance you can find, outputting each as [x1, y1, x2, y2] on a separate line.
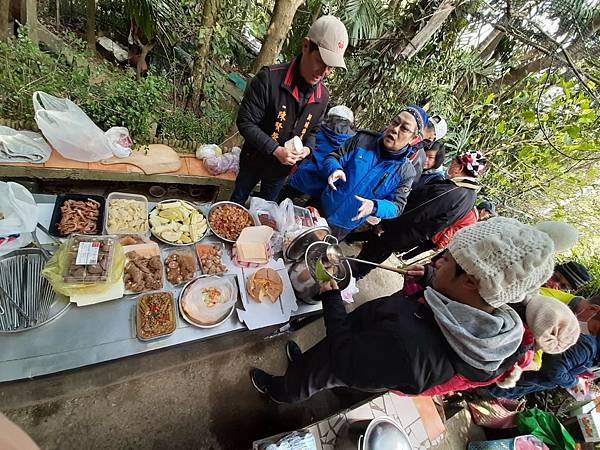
[327, 105, 354, 123]
[430, 115, 448, 140]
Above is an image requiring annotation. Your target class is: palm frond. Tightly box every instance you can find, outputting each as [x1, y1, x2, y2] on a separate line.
[124, 0, 183, 43]
[342, 0, 390, 44]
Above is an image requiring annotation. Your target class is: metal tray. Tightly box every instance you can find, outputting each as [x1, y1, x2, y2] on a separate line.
[162, 246, 200, 287]
[135, 291, 177, 341]
[49, 193, 106, 237]
[149, 199, 208, 246]
[0, 248, 70, 333]
[207, 201, 256, 243]
[104, 191, 149, 236]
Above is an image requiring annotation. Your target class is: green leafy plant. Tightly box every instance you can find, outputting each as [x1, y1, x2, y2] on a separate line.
[0, 34, 233, 145]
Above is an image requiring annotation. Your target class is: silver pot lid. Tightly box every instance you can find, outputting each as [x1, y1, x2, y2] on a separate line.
[284, 226, 331, 261]
[363, 417, 413, 450]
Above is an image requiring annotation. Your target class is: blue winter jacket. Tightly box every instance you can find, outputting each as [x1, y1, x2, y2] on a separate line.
[288, 125, 354, 196]
[320, 131, 416, 231]
[486, 334, 599, 399]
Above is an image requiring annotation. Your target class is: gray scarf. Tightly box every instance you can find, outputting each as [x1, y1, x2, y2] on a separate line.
[424, 287, 523, 372]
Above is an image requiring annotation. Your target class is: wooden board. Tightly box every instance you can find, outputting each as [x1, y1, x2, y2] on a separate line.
[101, 144, 181, 175]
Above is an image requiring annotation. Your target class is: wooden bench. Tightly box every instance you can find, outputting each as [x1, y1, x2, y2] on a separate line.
[0, 150, 237, 201]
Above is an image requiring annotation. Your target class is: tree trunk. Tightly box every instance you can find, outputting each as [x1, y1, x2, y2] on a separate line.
[477, 28, 504, 62]
[21, 0, 38, 43]
[395, 0, 455, 59]
[191, 0, 220, 113]
[86, 0, 95, 51]
[55, 0, 59, 30]
[454, 24, 504, 98]
[492, 15, 600, 89]
[493, 36, 591, 89]
[0, 0, 9, 40]
[137, 42, 154, 78]
[251, 0, 304, 74]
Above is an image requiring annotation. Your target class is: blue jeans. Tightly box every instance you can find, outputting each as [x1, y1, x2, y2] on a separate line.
[230, 162, 287, 206]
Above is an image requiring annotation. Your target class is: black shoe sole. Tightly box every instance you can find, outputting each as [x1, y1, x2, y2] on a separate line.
[250, 372, 267, 395]
[285, 343, 294, 364]
[250, 371, 285, 405]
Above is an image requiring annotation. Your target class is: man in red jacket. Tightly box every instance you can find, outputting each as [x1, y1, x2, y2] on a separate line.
[231, 16, 348, 205]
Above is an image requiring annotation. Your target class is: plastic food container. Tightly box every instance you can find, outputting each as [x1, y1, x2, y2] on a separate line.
[63, 234, 116, 283]
[49, 193, 106, 237]
[163, 247, 199, 287]
[195, 242, 228, 275]
[136, 291, 177, 341]
[123, 243, 164, 294]
[104, 192, 149, 236]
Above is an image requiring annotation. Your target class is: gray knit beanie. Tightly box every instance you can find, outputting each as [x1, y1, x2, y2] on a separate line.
[448, 217, 578, 308]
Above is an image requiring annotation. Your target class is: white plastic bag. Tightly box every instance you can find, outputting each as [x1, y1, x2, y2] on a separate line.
[0, 182, 38, 256]
[33, 91, 116, 162]
[195, 144, 222, 160]
[204, 147, 241, 175]
[0, 182, 38, 236]
[249, 197, 284, 253]
[0, 126, 52, 163]
[249, 198, 302, 254]
[279, 198, 300, 233]
[105, 127, 132, 158]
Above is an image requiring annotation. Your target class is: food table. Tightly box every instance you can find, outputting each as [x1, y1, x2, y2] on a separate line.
[0, 194, 323, 383]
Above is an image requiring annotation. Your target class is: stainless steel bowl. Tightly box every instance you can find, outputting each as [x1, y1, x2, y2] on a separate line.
[207, 201, 256, 243]
[284, 226, 332, 262]
[335, 416, 413, 450]
[178, 276, 237, 328]
[148, 199, 208, 246]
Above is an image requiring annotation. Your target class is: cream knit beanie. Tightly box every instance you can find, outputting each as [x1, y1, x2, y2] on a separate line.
[448, 217, 578, 308]
[525, 294, 580, 354]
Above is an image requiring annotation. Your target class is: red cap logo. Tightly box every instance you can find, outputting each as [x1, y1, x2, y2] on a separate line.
[338, 40, 345, 50]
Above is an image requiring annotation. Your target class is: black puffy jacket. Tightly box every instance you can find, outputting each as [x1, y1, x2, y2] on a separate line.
[236, 56, 329, 180]
[381, 177, 479, 244]
[320, 289, 525, 394]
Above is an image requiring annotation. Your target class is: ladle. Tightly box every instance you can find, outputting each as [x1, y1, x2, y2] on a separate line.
[325, 244, 409, 275]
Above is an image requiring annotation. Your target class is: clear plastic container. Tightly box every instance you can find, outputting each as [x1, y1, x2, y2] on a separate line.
[162, 247, 199, 286]
[63, 234, 116, 283]
[123, 243, 164, 294]
[135, 291, 177, 341]
[104, 192, 149, 236]
[195, 242, 229, 275]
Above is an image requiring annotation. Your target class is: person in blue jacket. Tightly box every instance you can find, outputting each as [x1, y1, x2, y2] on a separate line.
[320, 106, 428, 239]
[278, 105, 356, 203]
[486, 333, 599, 399]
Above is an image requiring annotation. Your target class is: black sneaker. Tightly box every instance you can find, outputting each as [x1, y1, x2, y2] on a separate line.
[250, 368, 273, 395]
[285, 341, 303, 364]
